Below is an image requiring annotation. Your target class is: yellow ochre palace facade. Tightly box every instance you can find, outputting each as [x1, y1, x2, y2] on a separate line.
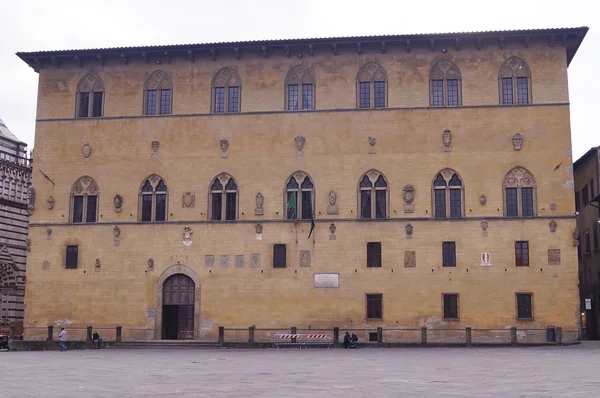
[17, 27, 588, 341]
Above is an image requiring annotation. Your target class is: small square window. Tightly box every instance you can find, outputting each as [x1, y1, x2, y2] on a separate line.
[442, 242, 456, 267]
[516, 293, 533, 320]
[366, 242, 382, 268]
[366, 293, 382, 319]
[65, 246, 78, 269]
[273, 244, 286, 268]
[442, 293, 459, 320]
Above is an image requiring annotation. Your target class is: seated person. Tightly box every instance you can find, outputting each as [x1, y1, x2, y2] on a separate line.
[92, 331, 102, 349]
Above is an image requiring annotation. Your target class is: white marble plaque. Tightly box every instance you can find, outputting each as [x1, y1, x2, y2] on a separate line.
[314, 273, 340, 288]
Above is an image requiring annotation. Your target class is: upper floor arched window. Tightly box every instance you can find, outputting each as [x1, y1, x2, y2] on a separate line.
[503, 167, 536, 217]
[139, 174, 168, 222]
[499, 57, 532, 105]
[70, 176, 99, 223]
[209, 173, 238, 221]
[211, 68, 241, 113]
[285, 171, 314, 220]
[358, 170, 389, 219]
[144, 70, 172, 115]
[430, 60, 462, 107]
[285, 65, 315, 111]
[432, 169, 464, 218]
[356, 63, 387, 109]
[76, 74, 104, 118]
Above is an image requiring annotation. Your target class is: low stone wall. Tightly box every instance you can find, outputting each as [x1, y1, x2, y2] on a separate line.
[8, 340, 116, 351]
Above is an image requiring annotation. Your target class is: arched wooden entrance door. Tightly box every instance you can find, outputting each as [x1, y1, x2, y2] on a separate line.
[162, 274, 195, 340]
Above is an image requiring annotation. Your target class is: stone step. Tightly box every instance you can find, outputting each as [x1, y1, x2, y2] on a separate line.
[111, 341, 224, 349]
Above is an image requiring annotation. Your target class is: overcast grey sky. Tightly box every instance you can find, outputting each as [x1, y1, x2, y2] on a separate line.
[0, 0, 596, 159]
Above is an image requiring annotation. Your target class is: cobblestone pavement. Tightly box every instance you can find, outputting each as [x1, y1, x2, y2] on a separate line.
[2, 343, 600, 397]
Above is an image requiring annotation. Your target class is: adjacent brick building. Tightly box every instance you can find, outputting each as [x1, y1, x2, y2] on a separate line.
[0, 118, 31, 321]
[17, 27, 588, 341]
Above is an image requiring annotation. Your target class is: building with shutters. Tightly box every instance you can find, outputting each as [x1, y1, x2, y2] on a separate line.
[0, 118, 31, 322]
[16, 27, 588, 341]
[573, 147, 600, 339]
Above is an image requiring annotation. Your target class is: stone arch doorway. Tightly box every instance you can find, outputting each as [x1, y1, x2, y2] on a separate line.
[155, 265, 200, 340]
[162, 274, 195, 340]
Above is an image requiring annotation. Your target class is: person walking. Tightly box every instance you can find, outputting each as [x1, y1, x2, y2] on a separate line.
[58, 328, 68, 352]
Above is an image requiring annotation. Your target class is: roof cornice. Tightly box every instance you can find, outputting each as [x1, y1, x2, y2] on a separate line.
[16, 27, 589, 72]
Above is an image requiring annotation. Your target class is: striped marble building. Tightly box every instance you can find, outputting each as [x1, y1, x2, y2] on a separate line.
[0, 118, 31, 321]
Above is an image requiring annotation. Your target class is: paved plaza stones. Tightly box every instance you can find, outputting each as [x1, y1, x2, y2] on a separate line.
[2, 343, 600, 397]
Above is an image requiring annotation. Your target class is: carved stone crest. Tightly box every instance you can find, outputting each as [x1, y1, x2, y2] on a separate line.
[182, 192, 195, 208]
[113, 226, 121, 246]
[479, 194, 487, 205]
[42, 260, 49, 271]
[220, 138, 229, 159]
[46, 228, 52, 240]
[151, 141, 159, 160]
[235, 255, 244, 268]
[295, 135, 305, 156]
[405, 223, 413, 238]
[403, 184, 415, 213]
[255, 224, 263, 234]
[47, 196, 55, 210]
[481, 220, 489, 231]
[327, 190, 338, 214]
[481, 252, 491, 267]
[220, 255, 229, 267]
[148, 258, 154, 270]
[368, 137, 377, 154]
[205, 255, 214, 267]
[299, 250, 311, 267]
[548, 249, 561, 265]
[549, 220, 557, 233]
[250, 253, 260, 267]
[27, 186, 35, 215]
[512, 133, 523, 150]
[114, 194, 123, 213]
[255, 193, 264, 215]
[83, 142, 91, 160]
[183, 225, 193, 246]
[404, 251, 416, 268]
[442, 129, 452, 152]
[481, 219, 489, 237]
[329, 223, 336, 235]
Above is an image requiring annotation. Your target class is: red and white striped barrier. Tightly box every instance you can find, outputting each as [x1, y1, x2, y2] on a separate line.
[276, 334, 329, 339]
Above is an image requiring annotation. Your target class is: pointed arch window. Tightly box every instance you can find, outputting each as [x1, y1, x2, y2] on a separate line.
[76, 74, 104, 117]
[285, 172, 315, 220]
[139, 175, 168, 222]
[285, 65, 315, 111]
[144, 71, 172, 115]
[432, 169, 464, 218]
[356, 63, 388, 109]
[430, 60, 462, 107]
[209, 174, 238, 221]
[70, 176, 99, 223]
[359, 170, 389, 219]
[503, 167, 536, 217]
[211, 68, 241, 113]
[499, 57, 532, 105]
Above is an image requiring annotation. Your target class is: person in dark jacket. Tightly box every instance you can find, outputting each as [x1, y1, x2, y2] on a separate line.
[343, 332, 351, 349]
